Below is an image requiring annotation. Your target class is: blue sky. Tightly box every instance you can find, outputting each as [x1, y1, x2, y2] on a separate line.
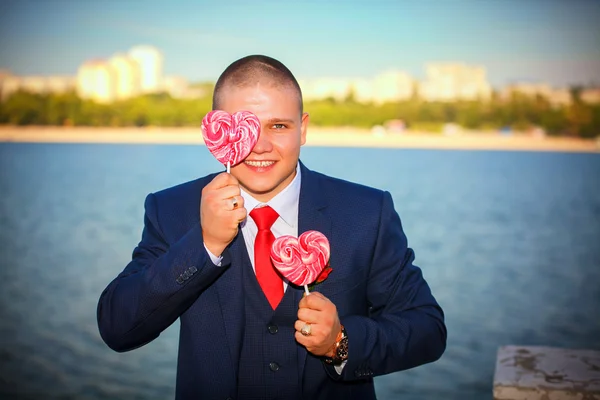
[1, 0, 599, 87]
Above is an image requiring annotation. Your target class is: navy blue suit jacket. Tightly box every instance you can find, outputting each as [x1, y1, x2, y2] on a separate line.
[97, 161, 446, 399]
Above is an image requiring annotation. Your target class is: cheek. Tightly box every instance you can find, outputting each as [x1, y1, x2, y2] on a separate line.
[270, 132, 302, 155]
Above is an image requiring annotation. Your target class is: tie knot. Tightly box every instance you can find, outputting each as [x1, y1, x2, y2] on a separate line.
[250, 206, 279, 231]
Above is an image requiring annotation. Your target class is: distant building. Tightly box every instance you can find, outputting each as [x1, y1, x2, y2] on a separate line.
[299, 71, 415, 104]
[0, 75, 22, 100]
[163, 76, 188, 98]
[0, 69, 11, 99]
[77, 60, 115, 103]
[128, 45, 163, 94]
[580, 88, 600, 104]
[1, 45, 178, 104]
[299, 78, 352, 102]
[351, 78, 373, 103]
[163, 76, 207, 99]
[75, 46, 165, 103]
[418, 63, 492, 101]
[370, 70, 414, 103]
[108, 53, 141, 100]
[501, 83, 572, 107]
[19, 76, 48, 94]
[45, 76, 76, 94]
[0, 72, 75, 100]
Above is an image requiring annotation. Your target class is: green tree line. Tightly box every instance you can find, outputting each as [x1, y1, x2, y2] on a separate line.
[0, 89, 598, 138]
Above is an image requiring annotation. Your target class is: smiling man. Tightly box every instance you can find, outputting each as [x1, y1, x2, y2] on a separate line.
[97, 55, 447, 400]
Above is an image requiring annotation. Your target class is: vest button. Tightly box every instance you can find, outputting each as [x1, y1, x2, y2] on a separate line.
[267, 324, 278, 334]
[269, 362, 280, 372]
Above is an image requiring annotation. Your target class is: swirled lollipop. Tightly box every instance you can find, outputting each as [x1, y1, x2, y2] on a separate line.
[271, 230, 330, 295]
[201, 110, 260, 173]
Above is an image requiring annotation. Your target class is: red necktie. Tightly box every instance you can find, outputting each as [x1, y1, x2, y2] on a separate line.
[250, 206, 284, 309]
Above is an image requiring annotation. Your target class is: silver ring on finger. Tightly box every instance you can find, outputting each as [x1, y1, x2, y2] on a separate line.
[301, 322, 312, 336]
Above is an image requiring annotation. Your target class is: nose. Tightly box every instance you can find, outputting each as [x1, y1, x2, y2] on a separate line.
[252, 128, 273, 154]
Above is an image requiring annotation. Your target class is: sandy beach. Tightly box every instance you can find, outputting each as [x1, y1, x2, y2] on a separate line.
[0, 126, 598, 153]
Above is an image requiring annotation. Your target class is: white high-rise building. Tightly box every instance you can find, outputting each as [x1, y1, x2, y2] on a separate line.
[108, 53, 141, 100]
[77, 60, 115, 103]
[128, 45, 163, 93]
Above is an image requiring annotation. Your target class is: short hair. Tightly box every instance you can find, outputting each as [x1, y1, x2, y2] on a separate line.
[212, 55, 303, 114]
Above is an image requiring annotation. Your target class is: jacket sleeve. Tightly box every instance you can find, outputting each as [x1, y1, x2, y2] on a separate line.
[96, 193, 231, 352]
[329, 190, 447, 381]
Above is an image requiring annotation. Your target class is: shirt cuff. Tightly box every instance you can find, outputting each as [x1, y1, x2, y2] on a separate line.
[204, 243, 223, 266]
[334, 360, 347, 375]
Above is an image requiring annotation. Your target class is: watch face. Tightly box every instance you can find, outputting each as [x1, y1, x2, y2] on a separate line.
[336, 337, 349, 360]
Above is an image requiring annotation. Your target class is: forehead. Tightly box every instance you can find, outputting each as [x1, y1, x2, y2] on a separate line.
[218, 82, 300, 119]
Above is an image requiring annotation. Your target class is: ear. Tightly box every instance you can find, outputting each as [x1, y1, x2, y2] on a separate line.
[300, 112, 309, 146]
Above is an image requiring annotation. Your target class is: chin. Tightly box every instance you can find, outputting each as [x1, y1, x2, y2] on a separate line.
[244, 183, 277, 196]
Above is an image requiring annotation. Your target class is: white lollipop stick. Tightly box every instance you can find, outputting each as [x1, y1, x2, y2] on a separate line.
[226, 161, 231, 174]
[304, 285, 310, 296]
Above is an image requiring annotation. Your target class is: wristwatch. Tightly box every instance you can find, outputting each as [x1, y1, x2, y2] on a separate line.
[324, 325, 349, 364]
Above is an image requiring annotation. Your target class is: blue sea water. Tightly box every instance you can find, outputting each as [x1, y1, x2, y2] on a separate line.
[0, 142, 599, 400]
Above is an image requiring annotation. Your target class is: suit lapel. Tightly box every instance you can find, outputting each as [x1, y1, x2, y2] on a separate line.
[296, 161, 332, 381]
[215, 229, 249, 388]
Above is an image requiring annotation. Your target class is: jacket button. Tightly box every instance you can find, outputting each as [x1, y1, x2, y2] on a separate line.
[267, 324, 278, 334]
[269, 362, 280, 372]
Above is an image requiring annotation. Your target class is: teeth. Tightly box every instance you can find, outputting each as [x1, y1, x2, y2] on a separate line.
[245, 160, 275, 167]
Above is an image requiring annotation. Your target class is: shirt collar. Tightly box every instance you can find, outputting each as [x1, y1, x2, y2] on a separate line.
[241, 162, 302, 228]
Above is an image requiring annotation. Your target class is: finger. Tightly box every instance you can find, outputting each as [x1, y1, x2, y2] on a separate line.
[308, 291, 327, 300]
[294, 320, 311, 333]
[232, 207, 247, 223]
[300, 292, 329, 311]
[218, 185, 241, 200]
[297, 307, 320, 323]
[225, 195, 242, 211]
[230, 195, 245, 210]
[295, 331, 311, 346]
[208, 172, 240, 190]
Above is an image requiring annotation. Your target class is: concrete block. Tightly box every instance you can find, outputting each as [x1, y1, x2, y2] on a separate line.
[494, 345, 600, 400]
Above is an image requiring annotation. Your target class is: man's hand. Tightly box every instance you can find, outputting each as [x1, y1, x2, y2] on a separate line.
[200, 172, 247, 257]
[295, 291, 341, 357]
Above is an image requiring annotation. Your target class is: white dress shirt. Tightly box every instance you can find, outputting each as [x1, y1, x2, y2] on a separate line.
[205, 162, 301, 287]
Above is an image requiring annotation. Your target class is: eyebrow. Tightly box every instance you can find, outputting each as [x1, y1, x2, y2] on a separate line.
[265, 118, 296, 125]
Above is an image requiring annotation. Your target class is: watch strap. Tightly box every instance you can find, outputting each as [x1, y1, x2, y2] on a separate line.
[324, 325, 348, 364]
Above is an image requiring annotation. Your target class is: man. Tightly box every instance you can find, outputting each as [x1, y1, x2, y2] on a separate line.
[97, 55, 446, 399]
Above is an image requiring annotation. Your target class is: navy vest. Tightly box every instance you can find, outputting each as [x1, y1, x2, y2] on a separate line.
[237, 257, 301, 400]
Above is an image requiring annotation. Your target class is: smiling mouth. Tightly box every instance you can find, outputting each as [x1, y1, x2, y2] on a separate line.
[245, 160, 275, 167]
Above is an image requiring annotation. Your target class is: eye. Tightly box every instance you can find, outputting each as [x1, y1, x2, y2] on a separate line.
[272, 123, 286, 129]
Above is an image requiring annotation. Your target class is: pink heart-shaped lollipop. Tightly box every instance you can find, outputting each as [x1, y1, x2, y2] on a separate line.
[201, 110, 260, 167]
[270, 231, 330, 286]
